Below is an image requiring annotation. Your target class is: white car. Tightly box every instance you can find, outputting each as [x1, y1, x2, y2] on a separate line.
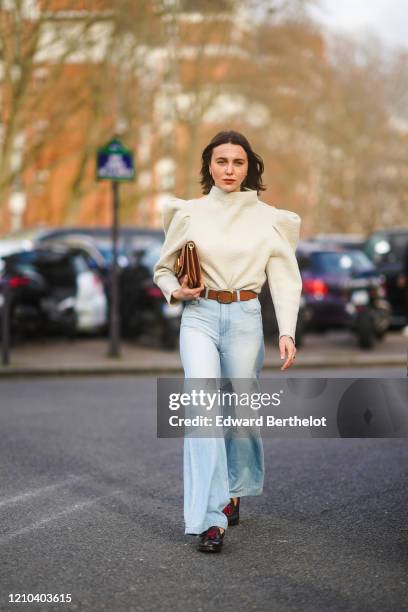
[72, 254, 107, 332]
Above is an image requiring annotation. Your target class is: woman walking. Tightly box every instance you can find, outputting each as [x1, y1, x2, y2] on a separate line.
[153, 130, 302, 553]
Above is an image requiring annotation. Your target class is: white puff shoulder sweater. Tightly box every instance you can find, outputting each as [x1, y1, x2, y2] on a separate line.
[153, 185, 302, 340]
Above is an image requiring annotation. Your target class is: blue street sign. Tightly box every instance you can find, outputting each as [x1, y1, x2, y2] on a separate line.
[96, 138, 135, 181]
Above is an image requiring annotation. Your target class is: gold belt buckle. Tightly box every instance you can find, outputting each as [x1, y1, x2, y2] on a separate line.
[217, 290, 234, 304]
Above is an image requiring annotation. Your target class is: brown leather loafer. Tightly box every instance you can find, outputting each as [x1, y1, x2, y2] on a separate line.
[197, 526, 225, 553]
[222, 497, 240, 526]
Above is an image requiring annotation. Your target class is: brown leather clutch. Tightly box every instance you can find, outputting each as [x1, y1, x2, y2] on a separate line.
[174, 241, 202, 288]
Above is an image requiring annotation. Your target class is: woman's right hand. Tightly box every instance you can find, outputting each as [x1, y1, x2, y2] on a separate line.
[172, 275, 204, 301]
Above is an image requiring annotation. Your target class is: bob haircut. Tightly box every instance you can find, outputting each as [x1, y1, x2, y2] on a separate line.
[200, 130, 266, 195]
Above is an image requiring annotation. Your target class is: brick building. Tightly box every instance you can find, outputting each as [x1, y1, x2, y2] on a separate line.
[0, 0, 325, 234]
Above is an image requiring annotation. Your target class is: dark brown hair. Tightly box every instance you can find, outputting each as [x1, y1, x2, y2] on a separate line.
[200, 130, 266, 194]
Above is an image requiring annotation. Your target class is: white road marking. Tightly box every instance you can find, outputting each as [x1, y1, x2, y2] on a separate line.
[0, 475, 89, 508]
[0, 490, 122, 544]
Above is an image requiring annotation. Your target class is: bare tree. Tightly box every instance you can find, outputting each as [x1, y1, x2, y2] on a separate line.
[0, 0, 120, 228]
[4, 0, 404, 235]
[152, 0, 318, 202]
[311, 33, 408, 233]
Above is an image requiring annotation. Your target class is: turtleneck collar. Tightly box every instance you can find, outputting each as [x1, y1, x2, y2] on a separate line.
[207, 185, 258, 206]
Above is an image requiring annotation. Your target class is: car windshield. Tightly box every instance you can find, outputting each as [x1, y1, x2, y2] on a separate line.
[312, 251, 375, 275]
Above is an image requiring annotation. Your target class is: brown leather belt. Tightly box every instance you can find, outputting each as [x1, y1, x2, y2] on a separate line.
[199, 288, 258, 304]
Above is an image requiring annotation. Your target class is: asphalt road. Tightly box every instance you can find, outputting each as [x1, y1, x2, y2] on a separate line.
[0, 372, 407, 612]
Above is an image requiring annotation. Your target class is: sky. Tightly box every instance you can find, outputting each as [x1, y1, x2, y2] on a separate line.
[309, 0, 408, 49]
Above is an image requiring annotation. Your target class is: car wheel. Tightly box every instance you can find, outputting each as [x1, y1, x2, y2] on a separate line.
[356, 312, 375, 349]
[375, 328, 386, 341]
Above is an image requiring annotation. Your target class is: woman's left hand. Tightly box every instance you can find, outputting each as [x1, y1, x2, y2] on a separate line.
[279, 335, 297, 371]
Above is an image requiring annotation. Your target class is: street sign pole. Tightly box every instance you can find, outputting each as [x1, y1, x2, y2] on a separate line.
[109, 180, 120, 357]
[1, 280, 10, 366]
[96, 137, 135, 360]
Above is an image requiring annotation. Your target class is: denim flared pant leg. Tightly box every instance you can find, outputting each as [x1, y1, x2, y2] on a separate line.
[179, 297, 265, 535]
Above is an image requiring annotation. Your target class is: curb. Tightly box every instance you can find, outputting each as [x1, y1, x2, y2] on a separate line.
[0, 355, 405, 378]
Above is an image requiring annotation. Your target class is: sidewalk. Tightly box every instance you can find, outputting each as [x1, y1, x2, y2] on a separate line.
[0, 330, 406, 377]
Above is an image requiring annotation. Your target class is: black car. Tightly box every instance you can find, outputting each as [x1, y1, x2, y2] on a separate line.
[0, 246, 104, 340]
[259, 284, 307, 347]
[363, 228, 408, 327]
[120, 241, 182, 349]
[0, 247, 78, 339]
[295, 242, 391, 348]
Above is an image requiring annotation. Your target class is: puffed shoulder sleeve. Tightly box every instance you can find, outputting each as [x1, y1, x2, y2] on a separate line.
[265, 208, 302, 341]
[153, 198, 191, 305]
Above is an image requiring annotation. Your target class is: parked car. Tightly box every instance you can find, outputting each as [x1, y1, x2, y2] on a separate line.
[38, 233, 170, 343]
[34, 226, 164, 256]
[295, 242, 391, 348]
[259, 285, 307, 347]
[363, 228, 408, 328]
[0, 246, 107, 339]
[39, 234, 118, 300]
[4, 222, 163, 238]
[310, 233, 366, 251]
[120, 241, 182, 349]
[0, 238, 33, 259]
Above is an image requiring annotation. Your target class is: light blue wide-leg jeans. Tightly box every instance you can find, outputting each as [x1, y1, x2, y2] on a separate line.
[179, 296, 265, 535]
